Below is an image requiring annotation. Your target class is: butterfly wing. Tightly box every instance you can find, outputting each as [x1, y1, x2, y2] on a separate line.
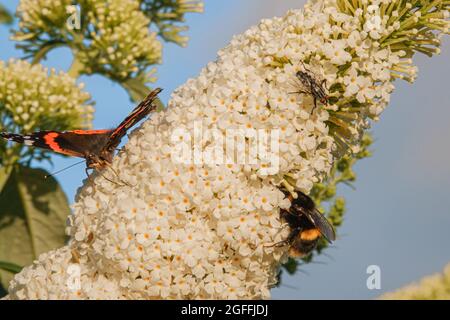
[103, 88, 162, 153]
[1, 88, 161, 163]
[0, 130, 113, 158]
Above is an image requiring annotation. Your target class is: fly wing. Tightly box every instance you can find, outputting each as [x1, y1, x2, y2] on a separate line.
[103, 88, 162, 153]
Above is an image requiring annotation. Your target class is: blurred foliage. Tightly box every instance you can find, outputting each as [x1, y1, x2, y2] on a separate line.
[0, 4, 12, 25]
[0, 166, 69, 290]
[380, 263, 450, 300]
[0, 59, 94, 168]
[0, 260, 22, 293]
[13, 0, 203, 102]
[0, 261, 22, 274]
[142, 0, 204, 46]
[281, 134, 373, 275]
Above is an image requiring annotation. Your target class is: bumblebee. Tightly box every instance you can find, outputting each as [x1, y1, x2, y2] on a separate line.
[276, 191, 336, 258]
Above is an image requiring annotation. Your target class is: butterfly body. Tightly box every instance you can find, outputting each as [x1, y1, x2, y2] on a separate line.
[1, 88, 162, 171]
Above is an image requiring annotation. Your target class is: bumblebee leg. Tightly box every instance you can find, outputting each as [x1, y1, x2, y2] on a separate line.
[283, 207, 300, 218]
[263, 239, 288, 248]
[287, 227, 301, 243]
[264, 228, 300, 248]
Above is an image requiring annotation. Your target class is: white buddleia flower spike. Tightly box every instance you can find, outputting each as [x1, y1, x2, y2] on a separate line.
[5, 0, 448, 299]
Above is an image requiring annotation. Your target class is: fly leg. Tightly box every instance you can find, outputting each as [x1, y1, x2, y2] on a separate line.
[309, 82, 318, 114]
[320, 79, 330, 106]
[311, 97, 318, 114]
[300, 61, 312, 73]
[321, 78, 328, 90]
[288, 89, 310, 95]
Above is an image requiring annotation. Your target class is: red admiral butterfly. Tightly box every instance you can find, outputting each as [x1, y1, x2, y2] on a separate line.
[1, 88, 162, 175]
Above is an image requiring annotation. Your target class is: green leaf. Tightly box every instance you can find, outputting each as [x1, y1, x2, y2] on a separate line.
[122, 78, 165, 111]
[0, 261, 22, 274]
[284, 258, 298, 275]
[0, 165, 70, 290]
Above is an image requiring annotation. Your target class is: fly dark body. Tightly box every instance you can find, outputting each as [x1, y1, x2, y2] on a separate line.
[294, 64, 329, 112]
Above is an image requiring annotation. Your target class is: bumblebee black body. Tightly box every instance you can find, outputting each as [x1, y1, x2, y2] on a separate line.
[278, 190, 336, 258]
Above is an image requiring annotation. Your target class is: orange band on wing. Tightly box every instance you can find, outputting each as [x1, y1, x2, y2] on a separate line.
[43, 132, 81, 157]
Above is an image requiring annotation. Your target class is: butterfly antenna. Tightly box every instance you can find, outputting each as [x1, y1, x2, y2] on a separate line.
[44, 159, 86, 179]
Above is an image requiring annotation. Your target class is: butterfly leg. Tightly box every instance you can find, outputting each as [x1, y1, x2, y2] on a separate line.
[100, 172, 125, 187]
[106, 165, 133, 187]
[85, 161, 126, 187]
[85, 167, 109, 186]
[97, 163, 128, 187]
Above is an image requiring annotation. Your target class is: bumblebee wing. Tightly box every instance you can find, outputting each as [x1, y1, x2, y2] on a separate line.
[309, 208, 335, 243]
[294, 204, 336, 243]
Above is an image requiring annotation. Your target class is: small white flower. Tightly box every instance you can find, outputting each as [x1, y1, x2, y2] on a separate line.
[322, 40, 352, 65]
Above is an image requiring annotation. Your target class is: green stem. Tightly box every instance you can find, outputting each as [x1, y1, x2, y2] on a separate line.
[67, 55, 84, 79]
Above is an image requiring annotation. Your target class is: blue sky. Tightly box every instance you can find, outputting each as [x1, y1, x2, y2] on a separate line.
[1, 0, 449, 299]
